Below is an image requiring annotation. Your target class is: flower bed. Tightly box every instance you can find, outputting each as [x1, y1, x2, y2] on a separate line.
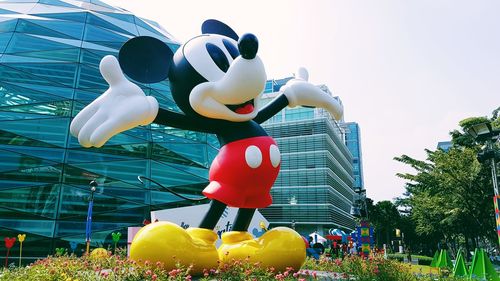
[0, 251, 464, 280]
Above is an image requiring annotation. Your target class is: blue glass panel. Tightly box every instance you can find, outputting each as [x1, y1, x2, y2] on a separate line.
[89, 0, 116, 10]
[0, 180, 46, 189]
[27, 19, 85, 40]
[135, 18, 165, 38]
[5, 82, 74, 99]
[0, 32, 13, 54]
[0, 184, 59, 219]
[2, 48, 80, 62]
[0, 81, 68, 107]
[73, 89, 101, 102]
[36, 12, 86, 22]
[66, 149, 138, 164]
[71, 160, 148, 187]
[86, 40, 124, 50]
[84, 24, 128, 42]
[58, 184, 145, 219]
[159, 143, 208, 167]
[0, 111, 54, 121]
[5, 33, 74, 53]
[0, 217, 54, 237]
[76, 64, 108, 89]
[123, 127, 151, 141]
[1, 101, 72, 117]
[79, 48, 105, 65]
[86, 13, 135, 36]
[39, 0, 79, 8]
[0, 164, 62, 187]
[151, 130, 195, 144]
[0, 145, 64, 162]
[0, 148, 58, 172]
[0, 117, 70, 147]
[151, 161, 208, 187]
[6, 62, 78, 88]
[0, 19, 17, 32]
[81, 185, 149, 205]
[0, 8, 14, 14]
[166, 162, 209, 179]
[100, 11, 135, 24]
[16, 19, 75, 39]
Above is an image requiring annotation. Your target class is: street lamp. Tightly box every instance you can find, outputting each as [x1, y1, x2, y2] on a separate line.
[350, 189, 368, 219]
[466, 122, 500, 196]
[466, 122, 500, 245]
[85, 180, 98, 255]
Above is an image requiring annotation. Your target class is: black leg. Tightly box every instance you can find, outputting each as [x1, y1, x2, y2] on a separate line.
[231, 208, 256, 231]
[198, 200, 227, 229]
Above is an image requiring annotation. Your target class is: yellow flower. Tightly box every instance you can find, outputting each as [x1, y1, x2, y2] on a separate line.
[17, 234, 26, 242]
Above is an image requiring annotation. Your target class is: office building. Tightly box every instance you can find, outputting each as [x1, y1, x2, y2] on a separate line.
[259, 78, 357, 235]
[344, 122, 364, 190]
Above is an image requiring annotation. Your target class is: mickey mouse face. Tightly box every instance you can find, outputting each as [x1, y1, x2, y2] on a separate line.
[182, 34, 239, 82]
[119, 20, 266, 122]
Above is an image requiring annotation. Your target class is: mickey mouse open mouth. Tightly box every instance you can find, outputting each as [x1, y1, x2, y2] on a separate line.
[227, 99, 255, 114]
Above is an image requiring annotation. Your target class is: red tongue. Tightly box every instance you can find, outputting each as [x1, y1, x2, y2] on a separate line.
[235, 104, 254, 114]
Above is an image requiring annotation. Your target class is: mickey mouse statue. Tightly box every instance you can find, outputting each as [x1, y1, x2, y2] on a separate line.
[70, 19, 343, 274]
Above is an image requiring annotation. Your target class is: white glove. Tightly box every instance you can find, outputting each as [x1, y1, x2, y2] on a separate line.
[281, 67, 343, 120]
[70, 55, 159, 148]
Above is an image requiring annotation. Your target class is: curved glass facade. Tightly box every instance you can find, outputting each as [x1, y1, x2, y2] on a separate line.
[0, 0, 216, 261]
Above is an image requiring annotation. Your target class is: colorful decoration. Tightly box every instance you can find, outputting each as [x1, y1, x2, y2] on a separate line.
[494, 195, 500, 246]
[17, 234, 25, 267]
[359, 221, 371, 257]
[111, 232, 121, 253]
[452, 249, 468, 277]
[69, 241, 78, 253]
[4, 237, 16, 267]
[469, 248, 500, 280]
[436, 249, 453, 269]
[55, 247, 65, 256]
[430, 250, 440, 267]
[90, 248, 109, 260]
[70, 19, 342, 273]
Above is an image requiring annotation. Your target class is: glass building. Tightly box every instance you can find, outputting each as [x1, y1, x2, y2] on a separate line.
[259, 79, 357, 235]
[344, 122, 364, 190]
[0, 0, 217, 262]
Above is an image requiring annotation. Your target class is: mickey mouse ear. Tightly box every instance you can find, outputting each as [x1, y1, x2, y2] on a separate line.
[202, 19, 239, 41]
[119, 36, 174, 84]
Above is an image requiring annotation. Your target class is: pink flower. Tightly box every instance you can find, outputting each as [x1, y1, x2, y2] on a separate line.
[152, 274, 158, 281]
[312, 271, 317, 279]
[145, 269, 152, 276]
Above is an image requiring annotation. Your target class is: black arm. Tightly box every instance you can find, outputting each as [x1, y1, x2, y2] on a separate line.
[253, 94, 289, 124]
[154, 108, 221, 133]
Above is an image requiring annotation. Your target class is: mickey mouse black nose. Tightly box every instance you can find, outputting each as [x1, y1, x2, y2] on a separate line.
[238, 33, 258, 59]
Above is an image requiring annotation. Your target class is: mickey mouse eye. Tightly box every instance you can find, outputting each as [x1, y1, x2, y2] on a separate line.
[206, 43, 230, 72]
[223, 39, 239, 59]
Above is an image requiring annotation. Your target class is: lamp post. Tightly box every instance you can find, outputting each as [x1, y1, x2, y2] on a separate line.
[350, 189, 368, 219]
[466, 122, 500, 244]
[85, 180, 98, 255]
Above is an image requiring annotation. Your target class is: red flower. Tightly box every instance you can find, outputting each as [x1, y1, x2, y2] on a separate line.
[4, 237, 16, 249]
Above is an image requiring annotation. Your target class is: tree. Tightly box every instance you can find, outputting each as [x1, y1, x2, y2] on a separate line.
[394, 108, 499, 257]
[367, 200, 401, 249]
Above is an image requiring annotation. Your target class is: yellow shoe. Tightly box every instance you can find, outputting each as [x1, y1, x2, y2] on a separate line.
[218, 227, 306, 272]
[130, 222, 219, 274]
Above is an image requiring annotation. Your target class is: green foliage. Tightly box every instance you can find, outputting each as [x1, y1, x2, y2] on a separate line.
[367, 200, 401, 247]
[395, 108, 500, 255]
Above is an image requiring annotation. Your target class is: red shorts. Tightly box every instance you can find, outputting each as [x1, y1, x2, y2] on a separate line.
[202, 136, 281, 208]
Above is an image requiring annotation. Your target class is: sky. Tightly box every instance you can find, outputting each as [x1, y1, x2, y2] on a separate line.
[104, 0, 500, 202]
